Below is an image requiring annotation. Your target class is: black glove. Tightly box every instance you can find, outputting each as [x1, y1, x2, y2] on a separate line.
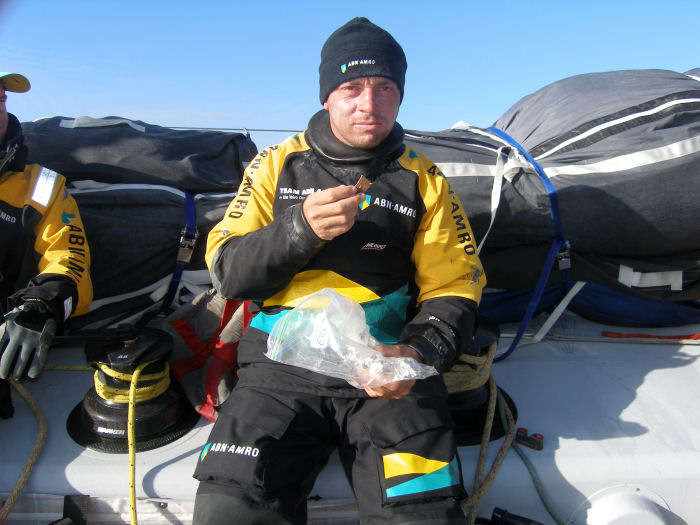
[0, 299, 57, 380]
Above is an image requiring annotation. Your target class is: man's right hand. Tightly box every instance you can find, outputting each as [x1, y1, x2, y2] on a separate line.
[0, 302, 57, 380]
[302, 185, 365, 241]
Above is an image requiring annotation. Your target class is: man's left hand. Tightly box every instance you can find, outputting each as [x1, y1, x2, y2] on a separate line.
[364, 344, 422, 399]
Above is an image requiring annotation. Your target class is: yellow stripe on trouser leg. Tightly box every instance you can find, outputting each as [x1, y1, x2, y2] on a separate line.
[383, 452, 448, 478]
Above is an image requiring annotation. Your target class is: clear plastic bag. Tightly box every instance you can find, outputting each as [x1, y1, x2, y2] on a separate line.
[265, 288, 437, 388]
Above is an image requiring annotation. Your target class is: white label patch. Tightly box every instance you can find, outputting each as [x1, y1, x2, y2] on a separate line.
[63, 297, 73, 320]
[31, 168, 58, 207]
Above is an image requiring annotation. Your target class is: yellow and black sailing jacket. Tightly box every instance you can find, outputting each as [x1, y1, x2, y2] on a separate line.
[0, 114, 92, 320]
[207, 110, 485, 376]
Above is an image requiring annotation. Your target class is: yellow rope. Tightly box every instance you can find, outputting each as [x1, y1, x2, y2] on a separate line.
[0, 378, 48, 523]
[44, 365, 93, 371]
[127, 361, 152, 525]
[93, 359, 170, 525]
[87, 358, 172, 525]
[443, 341, 496, 393]
[94, 362, 170, 404]
[447, 342, 516, 523]
[95, 362, 168, 382]
[3, 356, 169, 525]
[461, 374, 516, 523]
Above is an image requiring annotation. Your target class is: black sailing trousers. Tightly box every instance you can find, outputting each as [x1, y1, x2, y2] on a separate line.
[193, 379, 467, 524]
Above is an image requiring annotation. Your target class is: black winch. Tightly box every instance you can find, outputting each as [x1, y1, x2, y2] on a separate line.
[65, 325, 199, 453]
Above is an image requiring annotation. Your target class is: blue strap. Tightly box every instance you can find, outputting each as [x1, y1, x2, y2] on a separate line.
[485, 127, 570, 361]
[495, 240, 565, 361]
[486, 127, 567, 247]
[159, 191, 198, 314]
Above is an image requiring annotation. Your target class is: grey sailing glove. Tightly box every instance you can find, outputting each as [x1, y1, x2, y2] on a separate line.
[0, 300, 57, 380]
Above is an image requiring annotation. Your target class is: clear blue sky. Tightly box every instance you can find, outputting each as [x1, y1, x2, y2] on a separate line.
[1, 0, 697, 149]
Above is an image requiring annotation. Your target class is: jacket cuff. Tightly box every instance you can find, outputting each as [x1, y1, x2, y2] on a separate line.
[290, 203, 325, 249]
[9, 275, 77, 323]
[402, 334, 444, 371]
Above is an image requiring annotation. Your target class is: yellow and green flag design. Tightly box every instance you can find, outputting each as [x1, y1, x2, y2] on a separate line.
[383, 452, 460, 498]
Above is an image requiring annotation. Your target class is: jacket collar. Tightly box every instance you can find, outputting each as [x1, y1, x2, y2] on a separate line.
[305, 109, 404, 163]
[0, 113, 27, 175]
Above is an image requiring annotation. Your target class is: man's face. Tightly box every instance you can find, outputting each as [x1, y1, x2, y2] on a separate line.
[0, 85, 7, 144]
[323, 76, 400, 149]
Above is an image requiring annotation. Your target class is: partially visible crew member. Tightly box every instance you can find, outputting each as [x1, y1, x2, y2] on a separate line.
[0, 71, 92, 381]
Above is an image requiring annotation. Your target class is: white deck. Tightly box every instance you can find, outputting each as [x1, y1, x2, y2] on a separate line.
[2, 311, 699, 524]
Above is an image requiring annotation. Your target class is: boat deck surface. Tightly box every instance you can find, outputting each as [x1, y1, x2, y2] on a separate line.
[2, 311, 699, 524]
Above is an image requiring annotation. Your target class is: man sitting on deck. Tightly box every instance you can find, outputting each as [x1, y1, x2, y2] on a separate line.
[192, 18, 486, 524]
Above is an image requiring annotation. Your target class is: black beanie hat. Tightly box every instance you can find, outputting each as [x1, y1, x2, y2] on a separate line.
[319, 17, 407, 104]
